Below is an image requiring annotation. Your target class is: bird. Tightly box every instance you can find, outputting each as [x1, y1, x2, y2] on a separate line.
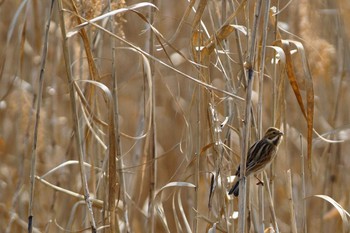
[228, 127, 284, 196]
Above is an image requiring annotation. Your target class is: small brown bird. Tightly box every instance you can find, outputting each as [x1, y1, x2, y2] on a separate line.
[228, 127, 284, 196]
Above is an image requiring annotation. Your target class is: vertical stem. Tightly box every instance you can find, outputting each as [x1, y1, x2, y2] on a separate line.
[109, 1, 129, 232]
[272, 1, 279, 125]
[257, 1, 270, 139]
[257, 1, 270, 232]
[194, 144, 199, 233]
[301, 134, 307, 233]
[193, 91, 200, 233]
[193, 24, 201, 233]
[57, 0, 96, 232]
[194, 88, 200, 233]
[193, 93, 201, 233]
[271, 0, 280, 205]
[108, 8, 118, 230]
[28, 1, 54, 232]
[147, 2, 157, 233]
[238, 68, 252, 233]
[287, 169, 298, 233]
[108, 82, 117, 233]
[238, 1, 263, 233]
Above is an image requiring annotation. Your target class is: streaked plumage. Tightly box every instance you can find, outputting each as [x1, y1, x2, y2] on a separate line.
[228, 127, 284, 196]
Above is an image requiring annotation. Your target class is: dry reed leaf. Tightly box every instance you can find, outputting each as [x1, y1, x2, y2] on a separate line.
[287, 40, 314, 170]
[267, 46, 286, 64]
[172, 193, 183, 233]
[203, 24, 234, 55]
[323, 198, 346, 221]
[40, 160, 101, 179]
[200, 0, 247, 58]
[276, 39, 314, 171]
[67, 3, 158, 37]
[191, 0, 208, 32]
[277, 40, 307, 117]
[156, 203, 171, 233]
[156, 182, 196, 196]
[311, 195, 350, 233]
[154, 182, 195, 232]
[177, 190, 192, 232]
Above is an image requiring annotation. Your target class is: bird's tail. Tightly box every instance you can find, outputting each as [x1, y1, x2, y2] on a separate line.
[228, 180, 239, 196]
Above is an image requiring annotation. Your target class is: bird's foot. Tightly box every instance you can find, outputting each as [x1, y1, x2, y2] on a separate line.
[254, 175, 264, 186]
[256, 180, 264, 186]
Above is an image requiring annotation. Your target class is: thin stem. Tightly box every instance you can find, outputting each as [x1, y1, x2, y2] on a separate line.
[28, 1, 54, 232]
[287, 169, 298, 233]
[193, 13, 202, 233]
[57, 0, 97, 231]
[301, 134, 307, 233]
[257, 1, 270, 232]
[147, 1, 157, 232]
[109, 1, 129, 231]
[238, 1, 263, 232]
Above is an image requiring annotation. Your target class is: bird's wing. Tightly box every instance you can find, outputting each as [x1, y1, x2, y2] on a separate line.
[246, 139, 272, 173]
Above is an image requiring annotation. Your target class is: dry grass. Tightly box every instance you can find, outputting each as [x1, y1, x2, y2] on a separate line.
[1, 0, 350, 232]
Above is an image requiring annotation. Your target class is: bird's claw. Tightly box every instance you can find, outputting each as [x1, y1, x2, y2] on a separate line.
[256, 180, 264, 186]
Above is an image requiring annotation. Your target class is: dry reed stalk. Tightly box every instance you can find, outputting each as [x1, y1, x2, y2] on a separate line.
[108, 78, 118, 233]
[256, 1, 271, 232]
[191, 11, 203, 233]
[287, 169, 298, 233]
[28, 2, 54, 232]
[146, 1, 157, 233]
[109, 1, 128, 231]
[270, 1, 281, 211]
[238, 1, 263, 232]
[57, 0, 97, 231]
[189, 1, 211, 232]
[300, 134, 307, 233]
